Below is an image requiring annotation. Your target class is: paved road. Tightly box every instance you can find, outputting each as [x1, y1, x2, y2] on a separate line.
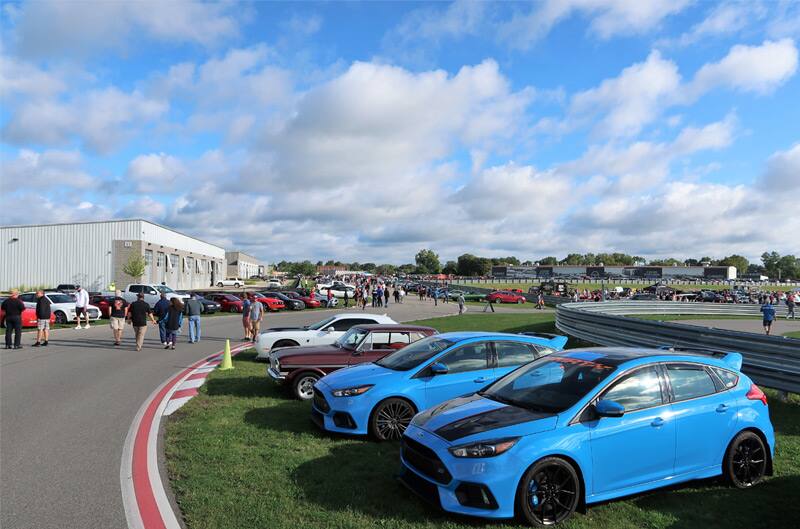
[2, 298, 517, 529]
[678, 318, 800, 336]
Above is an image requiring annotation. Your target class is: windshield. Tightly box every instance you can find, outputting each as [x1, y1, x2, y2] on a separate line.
[156, 285, 175, 294]
[47, 294, 75, 303]
[375, 337, 454, 371]
[479, 356, 616, 414]
[335, 328, 369, 349]
[308, 316, 336, 330]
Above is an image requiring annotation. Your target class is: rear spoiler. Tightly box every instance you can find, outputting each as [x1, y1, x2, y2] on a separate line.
[518, 332, 569, 351]
[658, 345, 743, 371]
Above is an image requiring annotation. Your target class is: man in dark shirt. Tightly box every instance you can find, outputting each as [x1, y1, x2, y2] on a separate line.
[128, 293, 156, 351]
[33, 290, 52, 347]
[2, 290, 26, 349]
[153, 292, 170, 346]
[109, 291, 129, 346]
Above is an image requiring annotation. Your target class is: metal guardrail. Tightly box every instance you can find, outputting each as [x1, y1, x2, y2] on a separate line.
[555, 301, 800, 393]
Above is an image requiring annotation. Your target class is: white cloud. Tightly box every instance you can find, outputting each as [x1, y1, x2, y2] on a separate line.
[499, 0, 691, 49]
[386, 0, 488, 45]
[662, 2, 766, 47]
[2, 87, 168, 153]
[689, 38, 799, 96]
[126, 153, 186, 193]
[0, 53, 65, 98]
[760, 142, 800, 191]
[10, 0, 241, 59]
[1, 149, 93, 191]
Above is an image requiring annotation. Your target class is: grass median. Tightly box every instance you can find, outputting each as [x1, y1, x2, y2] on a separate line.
[165, 312, 799, 529]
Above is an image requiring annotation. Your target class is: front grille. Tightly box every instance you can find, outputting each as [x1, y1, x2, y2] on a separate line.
[88, 309, 100, 318]
[398, 466, 441, 507]
[313, 388, 330, 413]
[401, 436, 452, 484]
[455, 482, 499, 510]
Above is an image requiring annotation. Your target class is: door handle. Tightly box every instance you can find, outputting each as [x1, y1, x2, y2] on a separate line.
[651, 417, 665, 428]
[473, 377, 487, 383]
[716, 404, 729, 413]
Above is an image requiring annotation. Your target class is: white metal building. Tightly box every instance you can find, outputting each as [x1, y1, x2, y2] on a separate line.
[225, 251, 264, 279]
[0, 220, 226, 291]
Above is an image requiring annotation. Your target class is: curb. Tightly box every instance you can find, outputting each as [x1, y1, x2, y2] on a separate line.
[120, 341, 253, 529]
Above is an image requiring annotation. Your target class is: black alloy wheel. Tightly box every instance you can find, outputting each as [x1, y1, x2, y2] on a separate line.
[54, 311, 68, 324]
[370, 398, 415, 441]
[726, 431, 767, 488]
[517, 457, 580, 527]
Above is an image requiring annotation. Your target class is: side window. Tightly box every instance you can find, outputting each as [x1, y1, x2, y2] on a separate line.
[331, 318, 359, 331]
[667, 365, 717, 402]
[438, 342, 490, 374]
[602, 366, 663, 412]
[408, 332, 428, 342]
[389, 332, 412, 345]
[711, 367, 739, 390]
[369, 332, 392, 349]
[130, 285, 142, 293]
[20, 293, 36, 303]
[494, 341, 537, 368]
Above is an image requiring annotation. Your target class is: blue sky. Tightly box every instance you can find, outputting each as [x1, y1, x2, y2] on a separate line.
[1, 0, 798, 264]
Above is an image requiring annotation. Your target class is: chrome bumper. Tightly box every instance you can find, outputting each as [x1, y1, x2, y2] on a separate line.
[267, 367, 286, 382]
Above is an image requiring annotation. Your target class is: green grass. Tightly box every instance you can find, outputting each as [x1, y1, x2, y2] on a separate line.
[630, 314, 761, 321]
[785, 330, 800, 339]
[165, 311, 800, 529]
[455, 281, 798, 292]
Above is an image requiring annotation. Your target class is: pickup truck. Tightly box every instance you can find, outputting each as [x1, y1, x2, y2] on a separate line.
[121, 284, 190, 307]
[215, 277, 246, 288]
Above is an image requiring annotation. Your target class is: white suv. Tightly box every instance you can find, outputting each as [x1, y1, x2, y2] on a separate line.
[216, 277, 245, 288]
[20, 292, 101, 325]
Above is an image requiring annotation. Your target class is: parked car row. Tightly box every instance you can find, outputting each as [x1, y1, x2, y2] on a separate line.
[253, 315, 775, 526]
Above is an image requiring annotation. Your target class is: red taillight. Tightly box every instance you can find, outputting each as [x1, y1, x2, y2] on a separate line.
[746, 384, 768, 406]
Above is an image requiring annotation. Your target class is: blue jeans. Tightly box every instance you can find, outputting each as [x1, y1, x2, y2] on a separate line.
[188, 315, 201, 342]
[158, 320, 167, 343]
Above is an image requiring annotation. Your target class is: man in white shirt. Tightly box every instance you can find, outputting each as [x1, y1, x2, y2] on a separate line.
[74, 285, 91, 329]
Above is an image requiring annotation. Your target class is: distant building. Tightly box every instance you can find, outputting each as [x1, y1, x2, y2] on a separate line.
[491, 264, 737, 281]
[316, 264, 349, 275]
[225, 251, 264, 279]
[0, 219, 226, 291]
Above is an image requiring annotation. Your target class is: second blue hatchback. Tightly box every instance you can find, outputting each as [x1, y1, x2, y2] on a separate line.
[311, 332, 568, 441]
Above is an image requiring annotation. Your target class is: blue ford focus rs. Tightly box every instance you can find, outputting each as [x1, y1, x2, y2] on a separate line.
[398, 348, 775, 526]
[311, 332, 568, 441]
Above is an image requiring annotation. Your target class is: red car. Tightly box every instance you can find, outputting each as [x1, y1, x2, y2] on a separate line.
[90, 294, 116, 318]
[252, 294, 285, 312]
[268, 324, 437, 399]
[284, 291, 321, 308]
[207, 294, 244, 313]
[0, 299, 56, 328]
[486, 290, 527, 304]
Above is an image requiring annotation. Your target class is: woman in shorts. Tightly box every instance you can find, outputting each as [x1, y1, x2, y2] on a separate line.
[241, 294, 252, 341]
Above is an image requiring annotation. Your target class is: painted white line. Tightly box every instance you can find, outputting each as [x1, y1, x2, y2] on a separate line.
[176, 378, 206, 391]
[163, 397, 193, 416]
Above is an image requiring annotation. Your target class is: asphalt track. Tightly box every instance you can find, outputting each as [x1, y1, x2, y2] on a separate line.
[678, 318, 800, 335]
[1, 298, 472, 529]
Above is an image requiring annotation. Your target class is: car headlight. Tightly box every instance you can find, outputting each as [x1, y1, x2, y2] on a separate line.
[448, 437, 520, 458]
[331, 384, 374, 397]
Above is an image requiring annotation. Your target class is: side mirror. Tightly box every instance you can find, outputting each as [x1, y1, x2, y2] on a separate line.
[430, 362, 449, 375]
[324, 326, 334, 333]
[595, 399, 625, 418]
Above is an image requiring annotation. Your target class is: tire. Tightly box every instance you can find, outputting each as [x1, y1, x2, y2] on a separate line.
[217, 282, 223, 287]
[725, 431, 767, 488]
[516, 457, 580, 527]
[293, 373, 320, 400]
[54, 311, 68, 325]
[234, 283, 240, 288]
[369, 398, 416, 441]
[273, 339, 300, 349]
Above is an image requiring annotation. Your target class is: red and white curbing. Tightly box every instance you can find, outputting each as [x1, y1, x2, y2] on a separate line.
[120, 341, 253, 529]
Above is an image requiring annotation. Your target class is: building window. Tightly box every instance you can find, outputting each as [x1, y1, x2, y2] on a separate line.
[169, 254, 178, 270]
[144, 250, 153, 266]
[157, 252, 165, 267]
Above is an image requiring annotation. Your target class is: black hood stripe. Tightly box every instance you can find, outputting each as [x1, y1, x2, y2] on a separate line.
[411, 394, 482, 428]
[434, 405, 554, 442]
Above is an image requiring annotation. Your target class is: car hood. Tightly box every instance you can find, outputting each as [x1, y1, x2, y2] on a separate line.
[411, 394, 557, 443]
[318, 362, 398, 388]
[265, 326, 308, 332]
[273, 344, 351, 361]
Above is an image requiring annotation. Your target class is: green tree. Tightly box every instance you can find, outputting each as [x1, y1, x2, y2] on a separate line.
[398, 263, 416, 274]
[361, 262, 376, 272]
[415, 249, 441, 274]
[761, 251, 781, 278]
[375, 264, 397, 276]
[718, 254, 750, 275]
[560, 253, 583, 265]
[122, 254, 147, 280]
[538, 256, 558, 265]
[287, 260, 316, 276]
[777, 255, 799, 280]
[442, 261, 458, 275]
[456, 254, 491, 276]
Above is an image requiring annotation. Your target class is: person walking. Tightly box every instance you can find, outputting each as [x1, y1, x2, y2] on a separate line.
[393, 288, 400, 304]
[457, 293, 466, 315]
[249, 294, 264, 338]
[74, 285, 91, 329]
[164, 297, 184, 349]
[153, 292, 170, 345]
[241, 294, 252, 341]
[433, 288, 438, 306]
[384, 287, 390, 307]
[786, 293, 796, 320]
[760, 300, 776, 335]
[128, 293, 157, 351]
[33, 290, 51, 347]
[184, 293, 203, 343]
[537, 292, 545, 310]
[343, 289, 349, 308]
[327, 289, 334, 308]
[109, 291, 128, 346]
[2, 290, 25, 349]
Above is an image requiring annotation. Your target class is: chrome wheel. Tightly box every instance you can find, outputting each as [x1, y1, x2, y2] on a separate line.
[519, 458, 579, 526]
[727, 431, 767, 488]
[371, 398, 415, 441]
[294, 374, 319, 400]
[54, 311, 67, 324]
